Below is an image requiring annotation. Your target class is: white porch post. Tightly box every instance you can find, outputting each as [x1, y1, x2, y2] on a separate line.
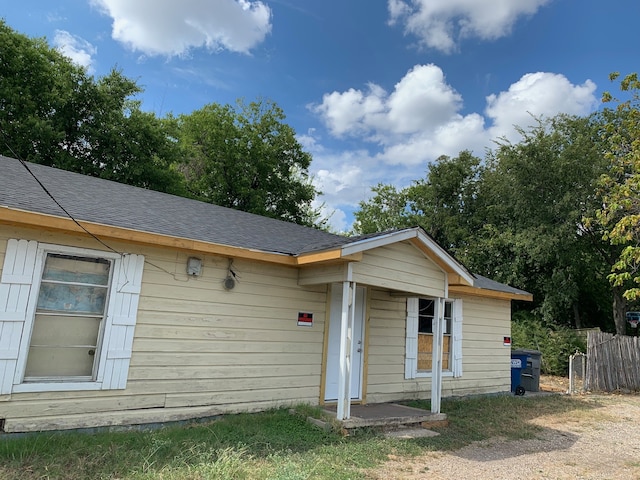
[430, 298, 444, 414]
[336, 279, 355, 420]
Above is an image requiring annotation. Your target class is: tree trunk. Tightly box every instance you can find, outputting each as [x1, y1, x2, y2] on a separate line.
[573, 303, 582, 329]
[612, 286, 628, 335]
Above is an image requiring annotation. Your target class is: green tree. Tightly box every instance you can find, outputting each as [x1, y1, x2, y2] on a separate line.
[354, 151, 482, 256]
[593, 72, 640, 332]
[0, 21, 184, 194]
[355, 116, 616, 331]
[0, 20, 81, 165]
[353, 184, 410, 234]
[405, 150, 481, 253]
[471, 115, 610, 329]
[175, 99, 321, 226]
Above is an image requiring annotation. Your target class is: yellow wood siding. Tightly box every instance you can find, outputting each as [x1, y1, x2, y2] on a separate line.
[298, 263, 346, 285]
[0, 225, 513, 432]
[365, 289, 511, 403]
[0, 227, 327, 432]
[352, 242, 445, 297]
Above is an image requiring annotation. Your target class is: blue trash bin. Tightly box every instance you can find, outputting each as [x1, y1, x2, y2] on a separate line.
[511, 353, 529, 395]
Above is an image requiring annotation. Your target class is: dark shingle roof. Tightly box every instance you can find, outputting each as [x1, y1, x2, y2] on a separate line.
[0, 156, 531, 298]
[473, 274, 531, 297]
[0, 156, 349, 255]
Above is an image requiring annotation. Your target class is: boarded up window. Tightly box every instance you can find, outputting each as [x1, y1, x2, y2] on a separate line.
[417, 299, 452, 372]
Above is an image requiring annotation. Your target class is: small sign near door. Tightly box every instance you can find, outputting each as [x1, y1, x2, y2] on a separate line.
[298, 312, 313, 327]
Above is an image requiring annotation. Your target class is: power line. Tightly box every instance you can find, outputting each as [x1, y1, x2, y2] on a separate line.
[0, 132, 123, 251]
[1, 135, 194, 283]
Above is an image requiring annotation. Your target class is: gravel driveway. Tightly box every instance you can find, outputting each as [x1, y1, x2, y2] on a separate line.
[368, 394, 640, 480]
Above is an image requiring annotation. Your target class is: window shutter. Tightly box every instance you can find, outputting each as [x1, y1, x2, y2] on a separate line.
[100, 253, 144, 390]
[452, 299, 463, 377]
[405, 297, 418, 379]
[0, 239, 38, 394]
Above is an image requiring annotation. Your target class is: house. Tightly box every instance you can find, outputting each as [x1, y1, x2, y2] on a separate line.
[0, 156, 531, 433]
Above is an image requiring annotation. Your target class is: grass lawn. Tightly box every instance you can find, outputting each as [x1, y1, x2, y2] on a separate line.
[0, 394, 597, 480]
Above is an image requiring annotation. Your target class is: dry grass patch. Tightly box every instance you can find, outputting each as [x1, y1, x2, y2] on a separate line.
[0, 394, 627, 480]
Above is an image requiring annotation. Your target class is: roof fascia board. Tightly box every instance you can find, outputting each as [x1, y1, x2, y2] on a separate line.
[339, 229, 418, 257]
[448, 284, 533, 302]
[295, 250, 363, 265]
[0, 207, 298, 266]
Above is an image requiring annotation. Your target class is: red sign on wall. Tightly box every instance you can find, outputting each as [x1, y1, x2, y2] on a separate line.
[298, 312, 313, 327]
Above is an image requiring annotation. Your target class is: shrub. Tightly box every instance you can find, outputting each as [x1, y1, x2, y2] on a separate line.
[511, 311, 586, 376]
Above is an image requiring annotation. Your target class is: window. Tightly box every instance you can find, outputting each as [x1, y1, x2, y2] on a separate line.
[417, 299, 452, 371]
[25, 253, 112, 381]
[405, 297, 463, 379]
[0, 239, 144, 394]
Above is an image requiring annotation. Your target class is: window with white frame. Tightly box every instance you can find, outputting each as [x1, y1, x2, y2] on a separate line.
[25, 253, 112, 381]
[417, 298, 453, 372]
[0, 239, 144, 394]
[405, 297, 463, 379]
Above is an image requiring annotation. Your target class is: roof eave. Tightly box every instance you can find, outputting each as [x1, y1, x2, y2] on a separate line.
[0, 206, 299, 266]
[448, 284, 534, 302]
[295, 248, 363, 265]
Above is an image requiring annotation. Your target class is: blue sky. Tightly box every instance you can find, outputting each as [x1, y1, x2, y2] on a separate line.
[3, 0, 639, 231]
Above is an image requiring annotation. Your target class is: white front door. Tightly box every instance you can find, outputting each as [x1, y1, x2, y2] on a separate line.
[324, 283, 365, 401]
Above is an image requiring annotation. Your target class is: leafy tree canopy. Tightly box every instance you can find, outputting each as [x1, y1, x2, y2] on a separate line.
[355, 116, 616, 331]
[595, 73, 640, 303]
[175, 99, 322, 226]
[0, 20, 185, 194]
[354, 184, 410, 234]
[354, 150, 482, 254]
[1, 22, 324, 228]
[405, 150, 482, 253]
[470, 116, 610, 327]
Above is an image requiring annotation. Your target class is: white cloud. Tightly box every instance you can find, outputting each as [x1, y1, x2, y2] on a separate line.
[297, 129, 325, 153]
[311, 149, 402, 233]
[301, 130, 383, 232]
[387, 65, 462, 134]
[388, 0, 551, 53]
[53, 30, 97, 71]
[312, 64, 463, 142]
[310, 151, 383, 233]
[91, 0, 272, 56]
[313, 67, 598, 165]
[377, 112, 487, 166]
[486, 72, 598, 142]
[314, 163, 365, 201]
[387, 0, 412, 24]
[313, 200, 348, 233]
[310, 67, 599, 230]
[306, 140, 373, 206]
[312, 84, 387, 138]
[311, 64, 485, 166]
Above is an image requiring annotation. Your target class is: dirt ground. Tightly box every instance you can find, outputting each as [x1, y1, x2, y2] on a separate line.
[539, 374, 571, 393]
[368, 381, 640, 480]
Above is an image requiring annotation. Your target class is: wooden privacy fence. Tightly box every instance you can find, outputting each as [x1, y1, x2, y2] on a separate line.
[585, 331, 640, 392]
